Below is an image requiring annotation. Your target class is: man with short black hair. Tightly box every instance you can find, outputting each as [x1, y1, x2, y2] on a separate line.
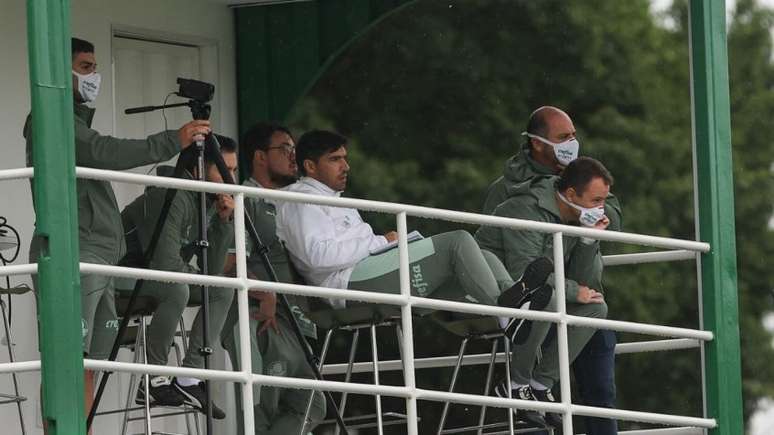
[276, 130, 550, 327]
[119, 135, 239, 418]
[25, 37, 211, 426]
[476, 156, 613, 429]
[221, 122, 326, 434]
[481, 106, 621, 434]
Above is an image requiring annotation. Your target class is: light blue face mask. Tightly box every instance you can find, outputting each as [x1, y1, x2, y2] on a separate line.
[522, 132, 580, 166]
[557, 192, 605, 227]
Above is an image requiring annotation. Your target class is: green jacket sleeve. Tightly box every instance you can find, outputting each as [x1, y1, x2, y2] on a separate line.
[149, 193, 196, 274]
[566, 240, 604, 291]
[74, 116, 180, 170]
[497, 204, 582, 302]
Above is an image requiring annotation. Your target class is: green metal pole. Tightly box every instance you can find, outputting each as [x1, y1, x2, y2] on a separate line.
[688, 1, 744, 434]
[26, 1, 85, 434]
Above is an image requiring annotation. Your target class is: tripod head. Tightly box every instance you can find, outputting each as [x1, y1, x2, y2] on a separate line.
[124, 77, 214, 120]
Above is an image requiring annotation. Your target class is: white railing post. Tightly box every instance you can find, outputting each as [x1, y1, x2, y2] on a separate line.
[234, 193, 256, 435]
[553, 232, 574, 434]
[397, 212, 419, 435]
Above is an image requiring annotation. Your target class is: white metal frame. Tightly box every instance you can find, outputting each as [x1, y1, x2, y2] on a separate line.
[0, 166, 716, 434]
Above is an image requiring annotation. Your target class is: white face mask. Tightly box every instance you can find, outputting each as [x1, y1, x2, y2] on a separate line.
[72, 70, 101, 103]
[557, 192, 605, 227]
[522, 132, 579, 166]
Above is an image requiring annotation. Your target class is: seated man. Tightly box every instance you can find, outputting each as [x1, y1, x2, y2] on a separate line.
[119, 135, 238, 419]
[275, 130, 550, 326]
[220, 122, 325, 434]
[475, 157, 612, 428]
[483, 106, 622, 434]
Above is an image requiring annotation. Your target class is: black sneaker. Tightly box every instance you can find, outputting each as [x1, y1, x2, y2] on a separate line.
[494, 382, 548, 429]
[532, 387, 563, 428]
[504, 284, 553, 345]
[172, 378, 226, 419]
[135, 376, 185, 407]
[498, 257, 553, 308]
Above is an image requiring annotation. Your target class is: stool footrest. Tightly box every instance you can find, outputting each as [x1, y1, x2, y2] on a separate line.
[321, 412, 415, 430]
[440, 420, 541, 434]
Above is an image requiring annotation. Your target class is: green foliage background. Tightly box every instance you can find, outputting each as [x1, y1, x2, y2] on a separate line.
[287, 0, 774, 431]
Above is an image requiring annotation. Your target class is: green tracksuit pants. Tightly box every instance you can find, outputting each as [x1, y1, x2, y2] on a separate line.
[511, 293, 608, 388]
[222, 305, 325, 435]
[120, 281, 234, 368]
[29, 238, 119, 359]
[347, 230, 513, 303]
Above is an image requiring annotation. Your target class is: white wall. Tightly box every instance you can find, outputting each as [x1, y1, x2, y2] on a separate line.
[0, 0, 238, 433]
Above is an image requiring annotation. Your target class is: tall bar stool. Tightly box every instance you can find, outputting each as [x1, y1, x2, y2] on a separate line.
[0, 217, 28, 435]
[0, 283, 30, 435]
[309, 301, 412, 433]
[433, 312, 542, 435]
[93, 288, 200, 435]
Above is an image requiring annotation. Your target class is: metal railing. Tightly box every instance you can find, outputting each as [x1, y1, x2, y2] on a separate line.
[0, 166, 716, 434]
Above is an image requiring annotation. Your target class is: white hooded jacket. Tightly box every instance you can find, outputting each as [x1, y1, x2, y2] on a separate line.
[275, 177, 388, 304]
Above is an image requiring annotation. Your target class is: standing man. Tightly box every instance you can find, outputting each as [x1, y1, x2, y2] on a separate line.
[482, 106, 621, 434]
[24, 37, 210, 427]
[476, 157, 613, 429]
[220, 123, 326, 434]
[120, 136, 239, 418]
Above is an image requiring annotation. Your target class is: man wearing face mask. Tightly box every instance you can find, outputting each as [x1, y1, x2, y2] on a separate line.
[481, 107, 621, 434]
[475, 157, 613, 429]
[24, 37, 211, 427]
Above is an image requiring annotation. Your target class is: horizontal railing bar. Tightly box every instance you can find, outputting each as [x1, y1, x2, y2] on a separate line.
[602, 250, 696, 266]
[569, 317, 712, 340]
[408, 296, 713, 341]
[74, 167, 709, 252]
[0, 360, 40, 374]
[604, 428, 703, 435]
[616, 338, 700, 354]
[79, 263, 712, 340]
[0, 263, 37, 277]
[571, 403, 715, 428]
[0, 358, 714, 429]
[416, 389, 716, 428]
[0, 167, 33, 181]
[320, 339, 701, 375]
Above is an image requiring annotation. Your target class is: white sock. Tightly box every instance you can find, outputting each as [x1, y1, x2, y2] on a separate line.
[498, 317, 511, 329]
[529, 379, 548, 391]
[176, 376, 200, 387]
[511, 380, 529, 389]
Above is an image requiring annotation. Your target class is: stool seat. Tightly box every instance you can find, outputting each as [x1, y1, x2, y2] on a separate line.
[429, 311, 503, 337]
[0, 284, 32, 295]
[307, 302, 401, 330]
[115, 293, 160, 318]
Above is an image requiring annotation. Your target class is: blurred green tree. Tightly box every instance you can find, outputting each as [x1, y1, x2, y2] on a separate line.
[288, 0, 774, 431]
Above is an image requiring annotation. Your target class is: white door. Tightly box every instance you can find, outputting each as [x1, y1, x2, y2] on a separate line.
[99, 36, 205, 435]
[111, 36, 201, 209]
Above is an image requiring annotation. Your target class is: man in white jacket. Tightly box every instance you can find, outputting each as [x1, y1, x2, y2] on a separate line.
[275, 130, 551, 317]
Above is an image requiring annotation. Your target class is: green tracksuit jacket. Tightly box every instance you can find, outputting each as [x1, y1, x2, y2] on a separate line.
[121, 174, 232, 275]
[482, 142, 623, 231]
[475, 175, 604, 302]
[25, 103, 181, 264]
